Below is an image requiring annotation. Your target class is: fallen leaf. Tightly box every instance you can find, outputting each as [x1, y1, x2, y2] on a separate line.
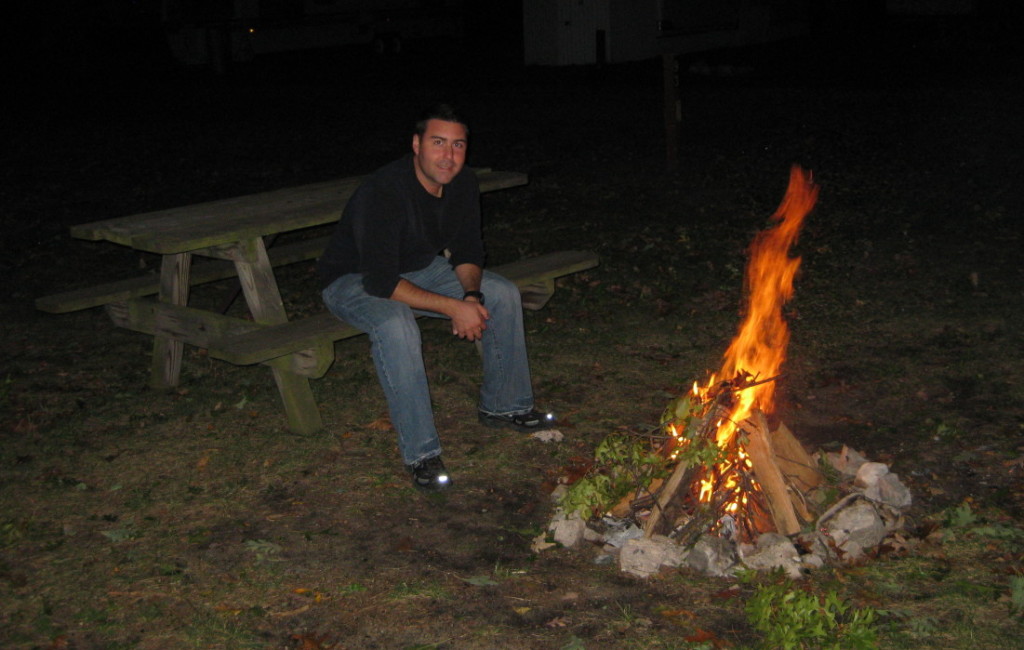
[545, 616, 570, 628]
[270, 604, 310, 617]
[711, 585, 741, 599]
[291, 632, 334, 649]
[530, 429, 564, 443]
[686, 629, 722, 645]
[660, 608, 697, 619]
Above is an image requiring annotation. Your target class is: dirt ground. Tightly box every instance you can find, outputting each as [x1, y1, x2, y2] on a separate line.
[2, 13, 1023, 649]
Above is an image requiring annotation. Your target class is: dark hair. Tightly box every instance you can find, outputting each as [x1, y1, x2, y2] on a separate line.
[415, 103, 469, 136]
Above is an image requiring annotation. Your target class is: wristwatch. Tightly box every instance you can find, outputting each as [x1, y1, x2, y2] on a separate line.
[463, 290, 485, 305]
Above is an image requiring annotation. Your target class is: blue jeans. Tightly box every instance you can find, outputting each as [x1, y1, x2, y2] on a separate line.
[322, 256, 535, 465]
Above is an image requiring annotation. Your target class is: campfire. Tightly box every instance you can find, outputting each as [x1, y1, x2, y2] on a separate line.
[538, 166, 913, 578]
[646, 165, 820, 544]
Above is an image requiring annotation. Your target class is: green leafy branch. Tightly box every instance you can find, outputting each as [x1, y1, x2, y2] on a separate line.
[561, 435, 669, 518]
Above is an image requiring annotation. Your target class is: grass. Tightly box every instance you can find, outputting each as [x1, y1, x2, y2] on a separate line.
[4, 270, 1024, 648]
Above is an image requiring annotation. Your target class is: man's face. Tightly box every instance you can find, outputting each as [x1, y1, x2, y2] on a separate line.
[412, 118, 468, 196]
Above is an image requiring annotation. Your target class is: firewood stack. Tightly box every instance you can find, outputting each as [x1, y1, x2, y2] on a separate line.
[641, 387, 823, 545]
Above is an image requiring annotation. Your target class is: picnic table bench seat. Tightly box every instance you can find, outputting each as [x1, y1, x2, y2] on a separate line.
[98, 249, 598, 373]
[204, 249, 600, 367]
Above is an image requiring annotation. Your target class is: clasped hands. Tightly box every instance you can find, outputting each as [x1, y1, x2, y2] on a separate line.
[450, 299, 489, 341]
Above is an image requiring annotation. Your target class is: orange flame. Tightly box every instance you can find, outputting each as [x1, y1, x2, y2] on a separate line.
[705, 165, 818, 440]
[657, 167, 818, 538]
[678, 166, 818, 534]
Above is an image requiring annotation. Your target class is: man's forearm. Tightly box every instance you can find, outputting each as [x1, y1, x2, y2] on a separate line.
[454, 263, 482, 294]
[390, 278, 462, 316]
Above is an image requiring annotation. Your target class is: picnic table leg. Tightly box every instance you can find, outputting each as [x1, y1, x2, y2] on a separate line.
[232, 237, 323, 434]
[150, 252, 191, 389]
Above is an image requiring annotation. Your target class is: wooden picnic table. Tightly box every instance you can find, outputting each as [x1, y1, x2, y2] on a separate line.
[38, 169, 599, 434]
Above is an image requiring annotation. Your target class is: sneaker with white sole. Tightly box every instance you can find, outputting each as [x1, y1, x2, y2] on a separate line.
[478, 408, 556, 432]
[407, 455, 451, 491]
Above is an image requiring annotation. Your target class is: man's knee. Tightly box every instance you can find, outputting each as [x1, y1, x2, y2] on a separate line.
[372, 303, 421, 344]
[482, 274, 521, 308]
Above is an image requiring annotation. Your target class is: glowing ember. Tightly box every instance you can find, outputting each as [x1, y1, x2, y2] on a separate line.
[661, 165, 818, 541]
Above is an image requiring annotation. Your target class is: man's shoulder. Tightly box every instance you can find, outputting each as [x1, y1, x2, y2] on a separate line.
[349, 155, 413, 202]
[369, 155, 413, 184]
[447, 166, 481, 200]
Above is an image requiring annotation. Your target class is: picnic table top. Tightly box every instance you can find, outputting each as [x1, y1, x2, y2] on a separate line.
[70, 168, 528, 255]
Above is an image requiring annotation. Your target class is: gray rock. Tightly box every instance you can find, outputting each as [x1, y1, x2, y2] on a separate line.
[854, 462, 889, 489]
[550, 509, 588, 548]
[583, 526, 605, 545]
[605, 523, 644, 548]
[821, 498, 886, 557]
[741, 533, 804, 579]
[864, 472, 913, 509]
[619, 535, 688, 578]
[686, 535, 739, 577]
[825, 446, 869, 477]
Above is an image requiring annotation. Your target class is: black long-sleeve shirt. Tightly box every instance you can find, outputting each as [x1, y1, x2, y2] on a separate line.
[317, 154, 485, 297]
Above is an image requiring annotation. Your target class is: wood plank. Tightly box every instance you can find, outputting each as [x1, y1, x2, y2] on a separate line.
[207, 250, 600, 366]
[490, 250, 599, 285]
[106, 299, 334, 378]
[771, 422, 823, 493]
[70, 169, 527, 254]
[207, 312, 359, 365]
[743, 412, 802, 536]
[36, 235, 330, 313]
[106, 299, 259, 346]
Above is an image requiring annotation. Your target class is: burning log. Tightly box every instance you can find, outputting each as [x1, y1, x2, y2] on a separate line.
[771, 422, 823, 494]
[741, 412, 802, 536]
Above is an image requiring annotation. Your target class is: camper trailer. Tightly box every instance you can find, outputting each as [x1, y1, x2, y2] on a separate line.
[522, 0, 809, 66]
[161, 0, 464, 69]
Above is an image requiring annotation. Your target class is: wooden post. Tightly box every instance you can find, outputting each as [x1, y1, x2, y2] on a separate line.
[150, 252, 191, 389]
[232, 237, 323, 434]
[662, 52, 681, 170]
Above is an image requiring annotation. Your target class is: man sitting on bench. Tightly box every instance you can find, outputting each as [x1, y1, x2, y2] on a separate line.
[317, 103, 554, 491]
